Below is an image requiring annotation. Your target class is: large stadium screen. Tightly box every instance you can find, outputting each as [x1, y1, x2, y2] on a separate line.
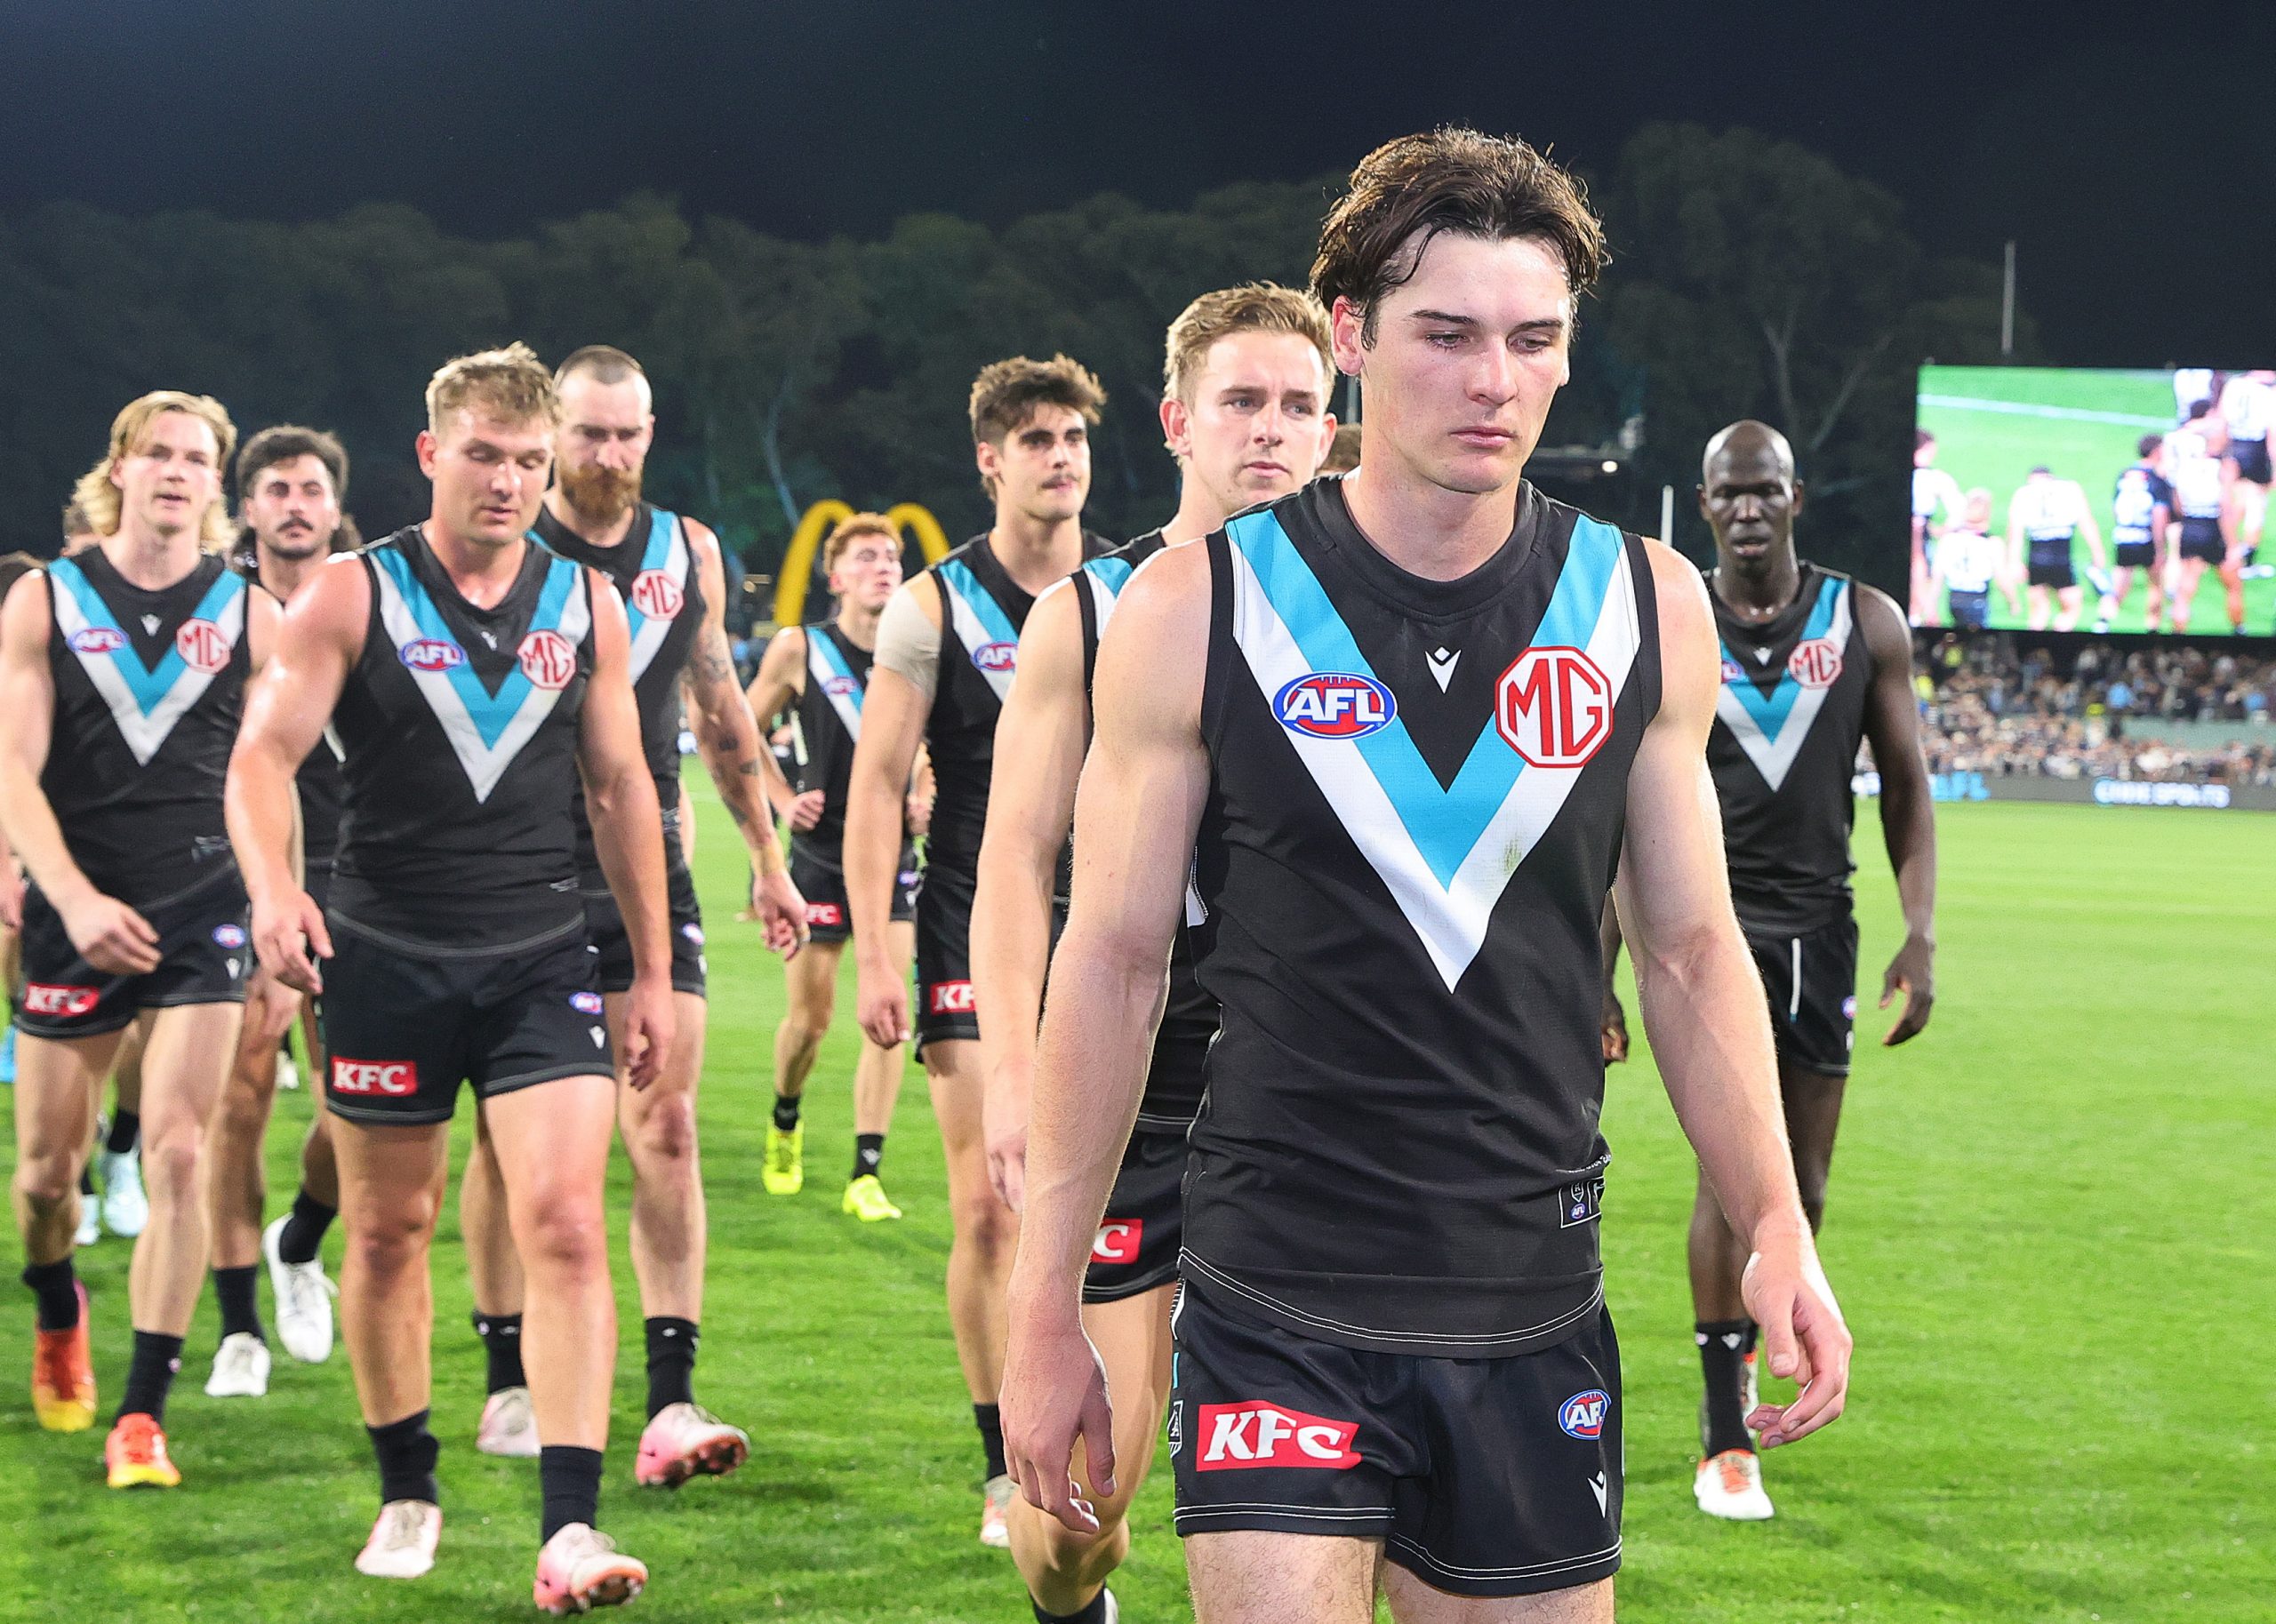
[1910, 364, 2276, 634]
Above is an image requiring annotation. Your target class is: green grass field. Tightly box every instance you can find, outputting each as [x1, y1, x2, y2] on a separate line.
[4, 788, 2272, 1621]
[1916, 364, 2276, 635]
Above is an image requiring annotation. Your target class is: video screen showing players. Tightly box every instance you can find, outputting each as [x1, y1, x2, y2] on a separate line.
[1910, 365, 2276, 636]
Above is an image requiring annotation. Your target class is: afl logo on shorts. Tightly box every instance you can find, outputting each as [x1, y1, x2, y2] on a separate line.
[1787, 638, 1844, 689]
[174, 618, 233, 674]
[823, 675, 860, 699]
[212, 923, 247, 949]
[399, 637, 465, 672]
[1497, 647, 1612, 768]
[629, 569, 684, 621]
[570, 991, 605, 1015]
[68, 627, 127, 656]
[1558, 1388, 1610, 1439]
[681, 923, 705, 946]
[1275, 673, 1396, 740]
[971, 641, 1017, 674]
[517, 629, 577, 691]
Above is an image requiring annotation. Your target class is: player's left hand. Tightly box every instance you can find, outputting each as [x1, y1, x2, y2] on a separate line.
[1879, 932, 1935, 1044]
[904, 792, 933, 838]
[1599, 987, 1629, 1064]
[749, 867, 808, 960]
[1740, 1220, 1852, 1449]
[620, 973, 677, 1092]
[1001, 1306, 1116, 1537]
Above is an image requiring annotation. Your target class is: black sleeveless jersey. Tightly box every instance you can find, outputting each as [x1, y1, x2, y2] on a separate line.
[790, 620, 877, 858]
[234, 558, 345, 869]
[533, 503, 704, 878]
[924, 531, 1111, 876]
[1071, 531, 1214, 1129]
[330, 526, 594, 948]
[1182, 480, 1661, 1357]
[41, 549, 250, 906]
[1707, 564, 1877, 937]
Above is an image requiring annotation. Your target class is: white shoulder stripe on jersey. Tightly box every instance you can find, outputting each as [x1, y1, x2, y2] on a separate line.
[626, 517, 689, 683]
[49, 577, 246, 767]
[804, 628, 863, 745]
[1713, 585, 1854, 794]
[939, 574, 1016, 703]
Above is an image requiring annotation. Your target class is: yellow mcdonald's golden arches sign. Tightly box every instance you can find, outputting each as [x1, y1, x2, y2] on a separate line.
[773, 501, 950, 628]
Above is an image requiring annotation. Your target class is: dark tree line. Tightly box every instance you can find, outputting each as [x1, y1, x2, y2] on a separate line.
[0, 124, 2029, 604]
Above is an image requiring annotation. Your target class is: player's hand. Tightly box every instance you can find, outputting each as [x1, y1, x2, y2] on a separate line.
[786, 790, 827, 832]
[904, 792, 933, 838]
[855, 956, 911, 1050]
[1599, 986, 1629, 1064]
[619, 972, 676, 1092]
[1879, 932, 1935, 1045]
[60, 888, 163, 977]
[1739, 1219, 1852, 1449]
[0, 867, 23, 932]
[749, 867, 807, 960]
[984, 1055, 1032, 1212]
[252, 887, 332, 996]
[1001, 1304, 1116, 1537]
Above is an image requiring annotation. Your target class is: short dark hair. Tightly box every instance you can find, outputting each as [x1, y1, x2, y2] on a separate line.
[2138, 433, 2164, 458]
[236, 424, 349, 503]
[555, 344, 648, 389]
[2188, 398, 2213, 422]
[968, 354, 1107, 446]
[0, 551, 40, 599]
[1312, 128, 1607, 344]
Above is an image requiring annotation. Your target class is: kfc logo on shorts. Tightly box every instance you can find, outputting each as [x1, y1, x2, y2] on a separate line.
[929, 980, 974, 1015]
[629, 569, 684, 621]
[1195, 1403, 1362, 1470]
[570, 991, 605, 1015]
[805, 901, 845, 928]
[1275, 672, 1395, 740]
[1558, 1388, 1611, 1440]
[174, 618, 233, 674]
[68, 627, 127, 656]
[398, 637, 465, 673]
[517, 629, 577, 691]
[1787, 638, 1844, 690]
[331, 1058, 417, 1097]
[1092, 1220, 1142, 1265]
[971, 641, 1018, 674]
[211, 923, 247, 949]
[23, 983, 100, 1018]
[1497, 647, 1612, 767]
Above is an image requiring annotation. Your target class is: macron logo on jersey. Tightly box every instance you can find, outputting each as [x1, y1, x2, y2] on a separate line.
[1195, 1403, 1362, 1471]
[331, 1059, 417, 1097]
[1275, 673, 1396, 740]
[24, 983, 100, 1018]
[1092, 1220, 1142, 1265]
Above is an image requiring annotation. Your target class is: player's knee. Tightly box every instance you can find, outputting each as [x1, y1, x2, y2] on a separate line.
[956, 1191, 1018, 1263]
[1038, 1508, 1130, 1577]
[631, 1092, 699, 1172]
[12, 1148, 78, 1209]
[781, 1008, 831, 1057]
[517, 1190, 608, 1276]
[138, 1123, 206, 1201]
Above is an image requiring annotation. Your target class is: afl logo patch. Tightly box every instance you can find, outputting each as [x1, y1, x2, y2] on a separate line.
[971, 640, 1017, 674]
[630, 569, 684, 620]
[1787, 638, 1844, 689]
[399, 637, 465, 672]
[1719, 655, 1745, 684]
[174, 618, 233, 674]
[517, 628, 577, 691]
[68, 627, 127, 656]
[681, 923, 705, 946]
[212, 923, 247, 949]
[1558, 1388, 1610, 1439]
[1275, 672, 1396, 740]
[823, 675, 860, 698]
[569, 991, 605, 1015]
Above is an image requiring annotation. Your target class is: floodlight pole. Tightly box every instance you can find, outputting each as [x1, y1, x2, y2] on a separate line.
[2000, 241, 2016, 360]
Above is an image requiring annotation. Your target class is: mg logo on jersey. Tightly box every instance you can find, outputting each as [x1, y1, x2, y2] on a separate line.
[399, 637, 465, 672]
[68, 627, 127, 656]
[929, 980, 975, 1015]
[1274, 672, 1396, 740]
[1497, 647, 1612, 767]
[972, 640, 1018, 674]
[1195, 1403, 1362, 1471]
[174, 618, 232, 674]
[517, 629, 577, 691]
[805, 900, 845, 928]
[1558, 1388, 1610, 1439]
[629, 569, 684, 621]
[1787, 638, 1844, 689]
[331, 1058, 417, 1097]
[1092, 1220, 1142, 1265]
[24, 983, 100, 1018]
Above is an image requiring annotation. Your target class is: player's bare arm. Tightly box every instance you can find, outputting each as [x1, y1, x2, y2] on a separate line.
[1000, 545, 1206, 1538]
[578, 569, 675, 1092]
[746, 625, 815, 828]
[972, 580, 1090, 1212]
[844, 572, 939, 1048]
[678, 519, 803, 956]
[0, 571, 159, 974]
[1614, 542, 1852, 1449]
[1856, 584, 1936, 1044]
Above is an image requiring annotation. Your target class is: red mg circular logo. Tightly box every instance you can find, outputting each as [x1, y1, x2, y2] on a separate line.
[1787, 638, 1844, 689]
[630, 569, 684, 620]
[174, 618, 232, 674]
[517, 629, 577, 691]
[1496, 647, 1612, 767]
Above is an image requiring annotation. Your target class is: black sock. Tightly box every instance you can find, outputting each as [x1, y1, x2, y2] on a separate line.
[276, 1189, 336, 1266]
[473, 1310, 525, 1394]
[539, 1444, 604, 1541]
[1033, 1591, 1114, 1624]
[644, 1316, 699, 1420]
[853, 1133, 886, 1181]
[772, 1094, 802, 1132]
[368, 1410, 441, 1505]
[213, 1265, 263, 1343]
[22, 1258, 79, 1331]
[117, 1330, 185, 1425]
[105, 1110, 140, 1156]
[79, 1158, 96, 1196]
[974, 1402, 1007, 1481]
[1696, 1317, 1758, 1458]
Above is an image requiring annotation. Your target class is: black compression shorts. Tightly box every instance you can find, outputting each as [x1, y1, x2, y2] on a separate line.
[1084, 1129, 1186, 1303]
[913, 860, 1064, 1052]
[788, 837, 918, 945]
[581, 852, 707, 997]
[1746, 914, 1859, 1077]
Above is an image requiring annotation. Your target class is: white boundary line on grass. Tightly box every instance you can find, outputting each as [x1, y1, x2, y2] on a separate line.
[1918, 393, 2171, 429]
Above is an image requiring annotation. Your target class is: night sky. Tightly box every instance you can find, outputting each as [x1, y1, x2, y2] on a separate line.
[6, 0, 2271, 366]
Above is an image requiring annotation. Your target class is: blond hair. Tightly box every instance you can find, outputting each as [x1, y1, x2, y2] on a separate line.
[70, 391, 238, 549]
[1163, 284, 1333, 405]
[821, 511, 900, 574]
[426, 341, 560, 436]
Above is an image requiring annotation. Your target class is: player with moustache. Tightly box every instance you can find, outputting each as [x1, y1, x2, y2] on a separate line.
[1002, 132, 1854, 1624]
[1602, 420, 1934, 1522]
[974, 283, 1339, 1624]
[228, 345, 669, 1610]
